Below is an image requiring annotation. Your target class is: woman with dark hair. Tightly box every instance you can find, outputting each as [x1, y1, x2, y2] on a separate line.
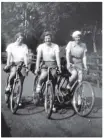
[4, 32, 28, 105]
[34, 31, 61, 111]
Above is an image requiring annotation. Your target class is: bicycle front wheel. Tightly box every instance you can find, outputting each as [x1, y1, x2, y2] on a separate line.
[33, 75, 40, 105]
[44, 81, 54, 119]
[5, 75, 10, 108]
[10, 78, 22, 114]
[72, 81, 95, 117]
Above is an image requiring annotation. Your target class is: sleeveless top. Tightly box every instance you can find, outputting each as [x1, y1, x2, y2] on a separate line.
[37, 43, 59, 62]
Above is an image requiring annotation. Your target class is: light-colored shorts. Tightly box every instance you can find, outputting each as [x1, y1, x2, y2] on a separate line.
[71, 63, 83, 82]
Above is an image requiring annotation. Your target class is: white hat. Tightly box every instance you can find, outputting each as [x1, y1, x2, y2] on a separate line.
[72, 31, 82, 38]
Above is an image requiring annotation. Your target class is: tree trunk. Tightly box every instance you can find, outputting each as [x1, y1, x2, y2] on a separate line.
[92, 23, 97, 53]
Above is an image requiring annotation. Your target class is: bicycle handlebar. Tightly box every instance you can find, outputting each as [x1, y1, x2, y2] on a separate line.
[34, 66, 61, 76]
[3, 62, 29, 73]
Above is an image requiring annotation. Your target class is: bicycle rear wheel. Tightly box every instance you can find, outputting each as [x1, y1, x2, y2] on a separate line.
[72, 81, 95, 117]
[10, 78, 22, 114]
[44, 81, 54, 119]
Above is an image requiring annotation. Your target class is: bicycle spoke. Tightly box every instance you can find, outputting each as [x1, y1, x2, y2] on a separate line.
[73, 81, 95, 117]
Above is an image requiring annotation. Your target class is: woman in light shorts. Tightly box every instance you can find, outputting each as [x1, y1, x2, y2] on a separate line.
[34, 31, 61, 109]
[4, 33, 28, 106]
[66, 31, 88, 89]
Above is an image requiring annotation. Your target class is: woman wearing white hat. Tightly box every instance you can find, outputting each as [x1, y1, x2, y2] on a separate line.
[65, 31, 88, 89]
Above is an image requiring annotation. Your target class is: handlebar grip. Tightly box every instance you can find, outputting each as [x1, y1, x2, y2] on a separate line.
[3, 67, 10, 73]
[57, 70, 62, 75]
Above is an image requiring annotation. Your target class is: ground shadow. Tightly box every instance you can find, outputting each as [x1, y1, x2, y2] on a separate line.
[86, 97, 102, 119]
[16, 96, 44, 116]
[1, 112, 11, 137]
[51, 96, 102, 120]
[50, 102, 76, 120]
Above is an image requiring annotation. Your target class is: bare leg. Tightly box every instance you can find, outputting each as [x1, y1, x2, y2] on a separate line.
[67, 69, 78, 89]
[77, 70, 82, 83]
[6, 66, 16, 92]
[51, 69, 57, 112]
[36, 69, 48, 93]
[38, 69, 48, 85]
[34, 69, 48, 105]
[19, 76, 25, 106]
[69, 69, 77, 85]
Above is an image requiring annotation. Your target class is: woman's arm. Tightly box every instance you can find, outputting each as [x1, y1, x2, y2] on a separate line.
[6, 44, 12, 67]
[6, 52, 11, 66]
[66, 50, 71, 65]
[66, 42, 71, 69]
[83, 44, 87, 70]
[55, 50, 61, 71]
[23, 46, 29, 68]
[24, 53, 28, 68]
[83, 51, 87, 69]
[35, 48, 41, 71]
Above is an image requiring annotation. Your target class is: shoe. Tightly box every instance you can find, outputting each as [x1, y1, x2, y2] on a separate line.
[33, 93, 40, 105]
[52, 105, 57, 113]
[5, 85, 11, 103]
[5, 85, 11, 94]
[66, 84, 71, 90]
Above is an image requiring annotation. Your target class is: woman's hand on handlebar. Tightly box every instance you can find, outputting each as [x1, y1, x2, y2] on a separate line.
[4, 65, 9, 70]
[34, 68, 40, 75]
[84, 66, 88, 71]
[84, 66, 89, 74]
[67, 63, 74, 70]
[57, 67, 62, 74]
[4, 65, 10, 71]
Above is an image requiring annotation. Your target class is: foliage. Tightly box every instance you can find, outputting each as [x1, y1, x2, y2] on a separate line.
[1, 2, 102, 52]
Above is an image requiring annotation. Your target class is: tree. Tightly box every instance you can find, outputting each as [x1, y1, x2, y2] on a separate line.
[1, 2, 102, 52]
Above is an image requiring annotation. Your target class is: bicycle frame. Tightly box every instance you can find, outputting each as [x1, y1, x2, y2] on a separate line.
[37, 66, 57, 96]
[47, 67, 53, 83]
[57, 66, 87, 98]
[44, 67, 56, 92]
[6, 63, 27, 92]
[12, 69, 20, 90]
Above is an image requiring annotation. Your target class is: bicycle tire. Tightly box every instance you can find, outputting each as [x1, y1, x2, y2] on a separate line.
[33, 75, 39, 92]
[10, 78, 22, 114]
[44, 81, 54, 119]
[72, 81, 95, 117]
[33, 75, 39, 104]
[5, 75, 10, 108]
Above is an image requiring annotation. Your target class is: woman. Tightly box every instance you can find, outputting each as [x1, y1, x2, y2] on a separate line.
[66, 31, 88, 89]
[4, 32, 28, 105]
[34, 31, 61, 108]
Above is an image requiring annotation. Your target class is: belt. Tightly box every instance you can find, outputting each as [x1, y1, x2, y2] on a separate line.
[71, 55, 82, 59]
[43, 61, 56, 62]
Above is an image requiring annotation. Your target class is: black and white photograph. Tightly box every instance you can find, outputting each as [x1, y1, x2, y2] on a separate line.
[1, 2, 102, 137]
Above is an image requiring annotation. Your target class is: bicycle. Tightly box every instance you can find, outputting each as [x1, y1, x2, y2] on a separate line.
[33, 66, 57, 119]
[3, 62, 28, 114]
[55, 65, 95, 117]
